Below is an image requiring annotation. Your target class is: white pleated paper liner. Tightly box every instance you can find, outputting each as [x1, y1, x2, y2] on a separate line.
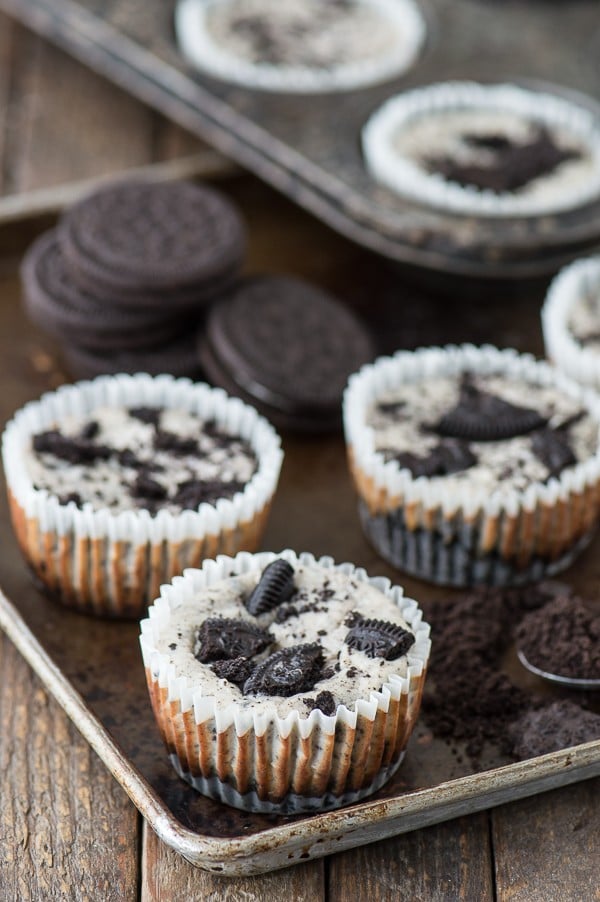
[362, 82, 600, 217]
[175, 0, 426, 94]
[343, 345, 600, 587]
[2, 373, 283, 617]
[139, 549, 431, 813]
[542, 256, 600, 389]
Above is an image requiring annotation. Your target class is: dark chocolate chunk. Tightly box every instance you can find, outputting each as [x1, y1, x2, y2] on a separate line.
[345, 617, 415, 660]
[130, 473, 167, 501]
[129, 406, 162, 427]
[154, 429, 199, 456]
[211, 656, 256, 689]
[425, 126, 581, 193]
[434, 378, 547, 441]
[243, 643, 324, 697]
[32, 429, 112, 464]
[172, 478, 245, 509]
[80, 420, 99, 440]
[245, 559, 296, 616]
[531, 428, 577, 479]
[390, 439, 477, 477]
[195, 617, 273, 663]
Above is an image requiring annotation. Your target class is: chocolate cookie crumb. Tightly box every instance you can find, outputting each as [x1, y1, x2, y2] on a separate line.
[516, 595, 600, 680]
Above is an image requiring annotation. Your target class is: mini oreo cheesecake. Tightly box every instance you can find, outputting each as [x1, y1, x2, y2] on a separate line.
[344, 345, 600, 587]
[140, 549, 430, 813]
[175, 0, 425, 93]
[362, 82, 600, 217]
[2, 374, 283, 617]
[542, 256, 600, 389]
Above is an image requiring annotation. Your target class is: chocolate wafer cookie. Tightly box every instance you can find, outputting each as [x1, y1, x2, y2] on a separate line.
[60, 179, 246, 300]
[63, 329, 203, 380]
[201, 275, 374, 432]
[21, 230, 186, 350]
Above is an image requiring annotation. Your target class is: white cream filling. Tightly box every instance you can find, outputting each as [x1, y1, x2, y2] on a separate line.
[367, 373, 599, 494]
[155, 562, 414, 717]
[25, 406, 257, 514]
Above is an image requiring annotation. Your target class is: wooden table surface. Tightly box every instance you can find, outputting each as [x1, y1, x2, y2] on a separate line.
[0, 14, 599, 901]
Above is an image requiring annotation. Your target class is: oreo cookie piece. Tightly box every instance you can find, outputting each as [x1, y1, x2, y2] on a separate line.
[60, 180, 246, 299]
[531, 428, 577, 479]
[21, 231, 185, 350]
[387, 439, 477, 477]
[243, 643, 324, 696]
[245, 559, 296, 616]
[434, 377, 547, 441]
[194, 617, 273, 663]
[201, 276, 374, 433]
[345, 616, 415, 660]
[32, 429, 112, 464]
[62, 329, 203, 380]
[172, 478, 246, 509]
[211, 656, 255, 688]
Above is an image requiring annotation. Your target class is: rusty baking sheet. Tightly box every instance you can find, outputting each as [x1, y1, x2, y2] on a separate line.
[0, 186, 599, 877]
[2, 0, 600, 279]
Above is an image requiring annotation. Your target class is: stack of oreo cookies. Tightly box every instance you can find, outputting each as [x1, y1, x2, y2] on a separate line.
[22, 179, 246, 379]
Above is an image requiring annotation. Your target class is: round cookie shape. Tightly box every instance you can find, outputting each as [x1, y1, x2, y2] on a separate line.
[21, 231, 185, 350]
[362, 82, 600, 217]
[63, 329, 203, 380]
[175, 0, 425, 94]
[204, 275, 374, 427]
[60, 180, 246, 295]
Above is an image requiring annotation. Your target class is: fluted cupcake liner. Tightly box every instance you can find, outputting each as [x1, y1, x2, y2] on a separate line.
[542, 256, 600, 389]
[343, 344, 600, 587]
[175, 0, 425, 94]
[362, 82, 600, 217]
[2, 374, 283, 618]
[139, 549, 431, 813]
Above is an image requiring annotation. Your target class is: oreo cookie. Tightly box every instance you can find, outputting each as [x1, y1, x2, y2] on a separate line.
[60, 180, 246, 298]
[245, 559, 296, 616]
[434, 377, 547, 441]
[62, 329, 203, 380]
[194, 617, 273, 663]
[211, 656, 255, 688]
[388, 439, 477, 478]
[345, 615, 415, 660]
[531, 428, 577, 479]
[243, 643, 324, 696]
[201, 276, 374, 433]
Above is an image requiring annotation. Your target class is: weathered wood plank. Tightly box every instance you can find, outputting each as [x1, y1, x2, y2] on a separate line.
[0, 632, 140, 901]
[328, 814, 495, 902]
[141, 820, 325, 900]
[492, 778, 600, 902]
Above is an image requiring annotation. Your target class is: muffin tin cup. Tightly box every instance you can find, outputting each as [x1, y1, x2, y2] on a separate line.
[139, 549, 431, 814]
[343, 344, 600, 588]
[542, 256, 600, 389]
[2, 374, 283, 619]
[175, 0, 425, 94]
[362, 82, 600, 218]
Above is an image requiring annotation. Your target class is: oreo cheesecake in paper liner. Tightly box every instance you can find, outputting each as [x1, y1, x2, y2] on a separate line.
[175, 0, 425, 93]
[139, 549, 431, 813]
[2, 374, 283, 618]
[362, 82, 600, 217]
[343, 345, 600, 587]
[542, 256, 600, 390]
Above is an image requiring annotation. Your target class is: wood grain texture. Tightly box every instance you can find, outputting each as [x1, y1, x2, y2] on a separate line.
[141, 821, 325, 901]
[492, 778, 600, 902]
[328, 814, 495, 902]
[0, 632, 139, 901]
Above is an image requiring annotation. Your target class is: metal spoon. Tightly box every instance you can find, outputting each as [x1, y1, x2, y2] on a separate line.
[517, 648, 600, 691]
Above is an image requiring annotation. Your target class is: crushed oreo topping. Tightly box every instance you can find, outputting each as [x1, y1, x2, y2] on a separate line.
[80, 420, 99, 440]
[32, 430, 112, 464]
[245, 559, 296, 616]
[434, 376, 547, 442]
[130, 473, 167, 502]
[129, 406, 162, 427]
[154, 429, 199, 456]
[425, 126, 581, 193]
[376, 400, 406, 417]
[243, 643, 324, 697]
[389, 438, 477, 478]
[172, 478, 245, 509]
[194, 617, 273, 663]
[211, 656, 256, 689]
[58, 491, 83, 507]
[304, 690, 337, 716]
[345, 616, 415, 660]
[531, 428, 577, 479]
